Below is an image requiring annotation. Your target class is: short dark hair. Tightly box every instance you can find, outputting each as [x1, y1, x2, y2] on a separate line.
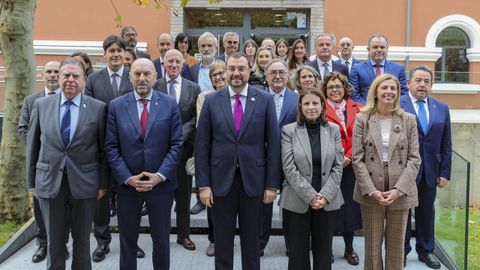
[120, 26, 137, 38]
[174, 32, 193, 54]
[60, 58, 86, 75]
[226, 52, 248, 65]
[103, 35, 126, 52]
[297, 87, 327, 125]
[409, 65, 433, 80]
[125, 48, 137, 60]
[367, 33, 388, 48]
[70, 52, 94, 76]
[321, 72, 353, 99]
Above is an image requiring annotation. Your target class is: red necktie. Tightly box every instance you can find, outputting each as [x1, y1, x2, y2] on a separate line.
[140, 98, 149, 135]
[375, 64, 382, 77]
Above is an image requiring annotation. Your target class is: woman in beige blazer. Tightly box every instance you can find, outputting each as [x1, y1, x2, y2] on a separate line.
[352, 74, 421, 270]
[280, 87, 344, 270]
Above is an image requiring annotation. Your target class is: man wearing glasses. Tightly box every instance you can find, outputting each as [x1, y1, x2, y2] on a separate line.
[217, 32, 240, 63]
[334, 37, 361, 75]
[120, 26, 151, 59]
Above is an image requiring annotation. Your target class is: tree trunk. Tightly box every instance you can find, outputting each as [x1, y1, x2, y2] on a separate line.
[0, 0, 36, 221]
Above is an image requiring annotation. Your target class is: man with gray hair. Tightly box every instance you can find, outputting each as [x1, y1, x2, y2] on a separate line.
[217, 32, 239, 62]
[307, 32, 348, 80]
[189, 32, 218, 92]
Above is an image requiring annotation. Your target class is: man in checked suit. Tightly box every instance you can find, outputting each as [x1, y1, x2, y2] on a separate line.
[19, 61, 70, 263]
[401, 65, 452, 269]
[153, 49, 201, 251]
[84, 35, 145, 261]
[307, 33, 348, 81]
[27, 58, 107, 270]
[105, 58, 183, 270]
[195, 52, 281, 270]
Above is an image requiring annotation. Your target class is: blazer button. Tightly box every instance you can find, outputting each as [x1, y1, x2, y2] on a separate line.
[401, 146, 404, 150]
[369, 172, 372, 176]
[399, 161, 403, 164]
[322, 173, 326, 176]
[370, 157, 374, 161]
[369, 143, 373, 146]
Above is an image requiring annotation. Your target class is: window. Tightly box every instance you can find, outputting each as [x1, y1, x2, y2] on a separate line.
[435, 27, 470, 83]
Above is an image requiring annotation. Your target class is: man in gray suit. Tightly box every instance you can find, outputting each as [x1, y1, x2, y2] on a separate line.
[27, 58, 108, 270]
[153, 49, 201, 251]
[19, 61, 69, 263]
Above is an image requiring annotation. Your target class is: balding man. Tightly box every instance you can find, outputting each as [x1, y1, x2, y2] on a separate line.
[105, 58, 183, 270]
[153, 49, 201, 251]
[334, 37, 362, 75]
[152, 33, 192, 80]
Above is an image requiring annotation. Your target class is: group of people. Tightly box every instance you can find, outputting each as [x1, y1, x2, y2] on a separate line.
[20, 26, 452, 270]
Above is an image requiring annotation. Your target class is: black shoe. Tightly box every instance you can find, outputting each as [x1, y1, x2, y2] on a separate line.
[331, 254, 334, 263]
[404, 257, 407, 268]
[141, 205, 148, 216]
[92, 245, 110, 262]
[190, 201, 206, 215]
[137, 246, 145, 258]
[32, 246, 47, 263]
[418, 253, 441, 269]
[259, 250, 264, 257]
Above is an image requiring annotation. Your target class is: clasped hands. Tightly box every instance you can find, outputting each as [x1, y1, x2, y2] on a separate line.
[199, 187, 278, 208]
[371, 189, 400, 206]
[310, 194, 327, 210]
[127, 172, 163, 192]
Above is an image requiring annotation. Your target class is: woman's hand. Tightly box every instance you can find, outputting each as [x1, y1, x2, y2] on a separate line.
[343, 156, 352, 167]
[371, 190, 390, 206]
[382, 189, 400, 205]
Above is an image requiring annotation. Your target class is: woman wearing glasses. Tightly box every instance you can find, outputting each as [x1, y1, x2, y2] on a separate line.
[322, 72, 363, 265]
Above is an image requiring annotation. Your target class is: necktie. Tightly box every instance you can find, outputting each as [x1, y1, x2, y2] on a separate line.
[233, 94, 243, 135]
[169, 80, 177, 100]
[111, 73, 119, 96]
[345, 61, 350, 74]
[161, 62, 166, 77]
[322, 62, 330, 79]
[140, 98, 149, 135]
[274, 93, 282, 121]
[60, 100, 73, 147]
[417, 100, 428, 134]
[375, 64, 382, 77]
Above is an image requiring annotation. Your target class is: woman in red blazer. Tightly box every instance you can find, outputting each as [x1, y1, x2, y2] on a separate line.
[322, 72, 362, 265]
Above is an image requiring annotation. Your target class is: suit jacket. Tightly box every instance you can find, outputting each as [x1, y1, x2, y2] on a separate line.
[280, 122, 344, 213]
[277, 89, 298, 128]
[195, 85, 282, 197]
[400, 95, 452, 188]
[18, 91, 46, 143]
[84, 67, 133, 107]
[135, 48, 151, 59]
[307, 59, 349, 80]
[334, 57, 362, 76]
[189, 62, 201, 84]
[352, 111, 421, 209]
[104, 91, 183, 195]
[153, 77, 201, 145]
[152, 58, 193, 81]
[349, 60, 408, 104]
[216, 54, 227, 62]
[325, 98, 362, 159]
[26, 93, 108, 199]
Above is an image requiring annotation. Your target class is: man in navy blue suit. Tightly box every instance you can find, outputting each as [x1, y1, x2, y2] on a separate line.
[195, 52, 281, 270]
[307, 33, 348, 81]
[105, 58, 183, 270]
[259, 59, 298, 256]
[152, 33, 192, 81]
[350, 34, 408, 104]
[401, 65, 452, 269]
[334, 37, 361, 76]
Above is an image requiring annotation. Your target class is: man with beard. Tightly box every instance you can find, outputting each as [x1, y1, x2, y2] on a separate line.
[152, 33, 192, 80]
[120, 26, 151, 59]
[189, 32, 217, 92]
[307, 33, 348, 81]
[195, 52, 281, 270]
[334, 37, 362, 76]
[27, 58, 107, 270]
[350, 33, 408, 104]
[105, 58, 183, 270]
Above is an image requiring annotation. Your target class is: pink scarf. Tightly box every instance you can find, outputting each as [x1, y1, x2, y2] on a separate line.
[327, 99, 347, 133]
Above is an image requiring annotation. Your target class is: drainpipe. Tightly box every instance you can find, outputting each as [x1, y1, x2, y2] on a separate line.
[405, 0, 412, 73]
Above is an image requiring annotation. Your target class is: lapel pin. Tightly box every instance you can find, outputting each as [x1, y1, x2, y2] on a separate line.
[83, 103, 86, 108]
[155, 102, 158, 106]
[251, 97, 255, 102]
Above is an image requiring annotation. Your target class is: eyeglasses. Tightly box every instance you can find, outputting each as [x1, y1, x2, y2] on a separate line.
[340, 42, 351, 47]
[268, 70, 288, 77]
[326, 84, 344, 91]
[227, 66, 249, 73]
[413, 78, 432, 86]
[225, 40, 239, 45]
[211, 71, 224, 78]
[124, 33, 137, 38]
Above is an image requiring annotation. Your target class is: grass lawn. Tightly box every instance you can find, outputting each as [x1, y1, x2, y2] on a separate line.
[0, 220, 22, 247]
[436, 207, 480, 269]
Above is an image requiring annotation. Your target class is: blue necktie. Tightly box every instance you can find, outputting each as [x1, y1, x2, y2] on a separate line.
[417, 100, 428, 134]
[323, 62, 330, 79]
[61, 100, 73, 147]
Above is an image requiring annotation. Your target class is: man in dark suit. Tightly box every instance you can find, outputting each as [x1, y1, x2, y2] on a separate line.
[19, 61, 70, 263]
[216, 32, 239, 63]
[196, 52, 281, 270]
[334, 37, 362, 76]
[153, 49, 201, 251]
[350, 34, 408, 104]
[307, 33, 348, 81]
[121, 26, 151, 59]
[259, 59, 298, 256]
[105, 58, 183, 270]
[189, 32, 217, 91]
[27, 58, 108, 270]
[84, 35, 144, 262]
[152, 33, 192, 81]
[401, 65, 452, 269]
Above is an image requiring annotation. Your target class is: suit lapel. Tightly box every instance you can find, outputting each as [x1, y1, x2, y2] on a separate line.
[219, 89, 236, 136]
[69, 94, 88, 146]
[178, 79, 191, 108]
[118, 68, 130, 95]
[157, 78, 168, 95]
[126, 93, 143, 137]
[426, 97, 436, 135]
[101, 69, 116, 100]
[402, 96, 426, 137]
[346, 100, 358, 131]
[366, 62, 376, 83]
[296, 126, 312, 168]
[278, 90, 294, 127]
[145, 93, 160, 139]
[238, 86, 257, 139]
[387, 114, 402, 161]
[52, 94, 64, 148]
[320, 124, 329, 171]
[368, 113, 384, 161]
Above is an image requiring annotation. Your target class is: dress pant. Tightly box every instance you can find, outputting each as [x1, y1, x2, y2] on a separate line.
[207, 207, 214, 243]
[212, 169, 262, 270]
[38, 176, 96, 270]
[361, 205, 409, 270]
[405, 178, 437, 255]
[93, 188, 111, 247]
[34, 197, 70, 248]
[117, 191, 174, 270]
[259, 202, 273, 251]
[174, 143, 193, 240]
[283, 208, 336, 270]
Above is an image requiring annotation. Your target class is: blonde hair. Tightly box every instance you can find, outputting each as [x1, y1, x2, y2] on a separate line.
[362, 74, 404, 115]
[252, 46, 276, 78]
